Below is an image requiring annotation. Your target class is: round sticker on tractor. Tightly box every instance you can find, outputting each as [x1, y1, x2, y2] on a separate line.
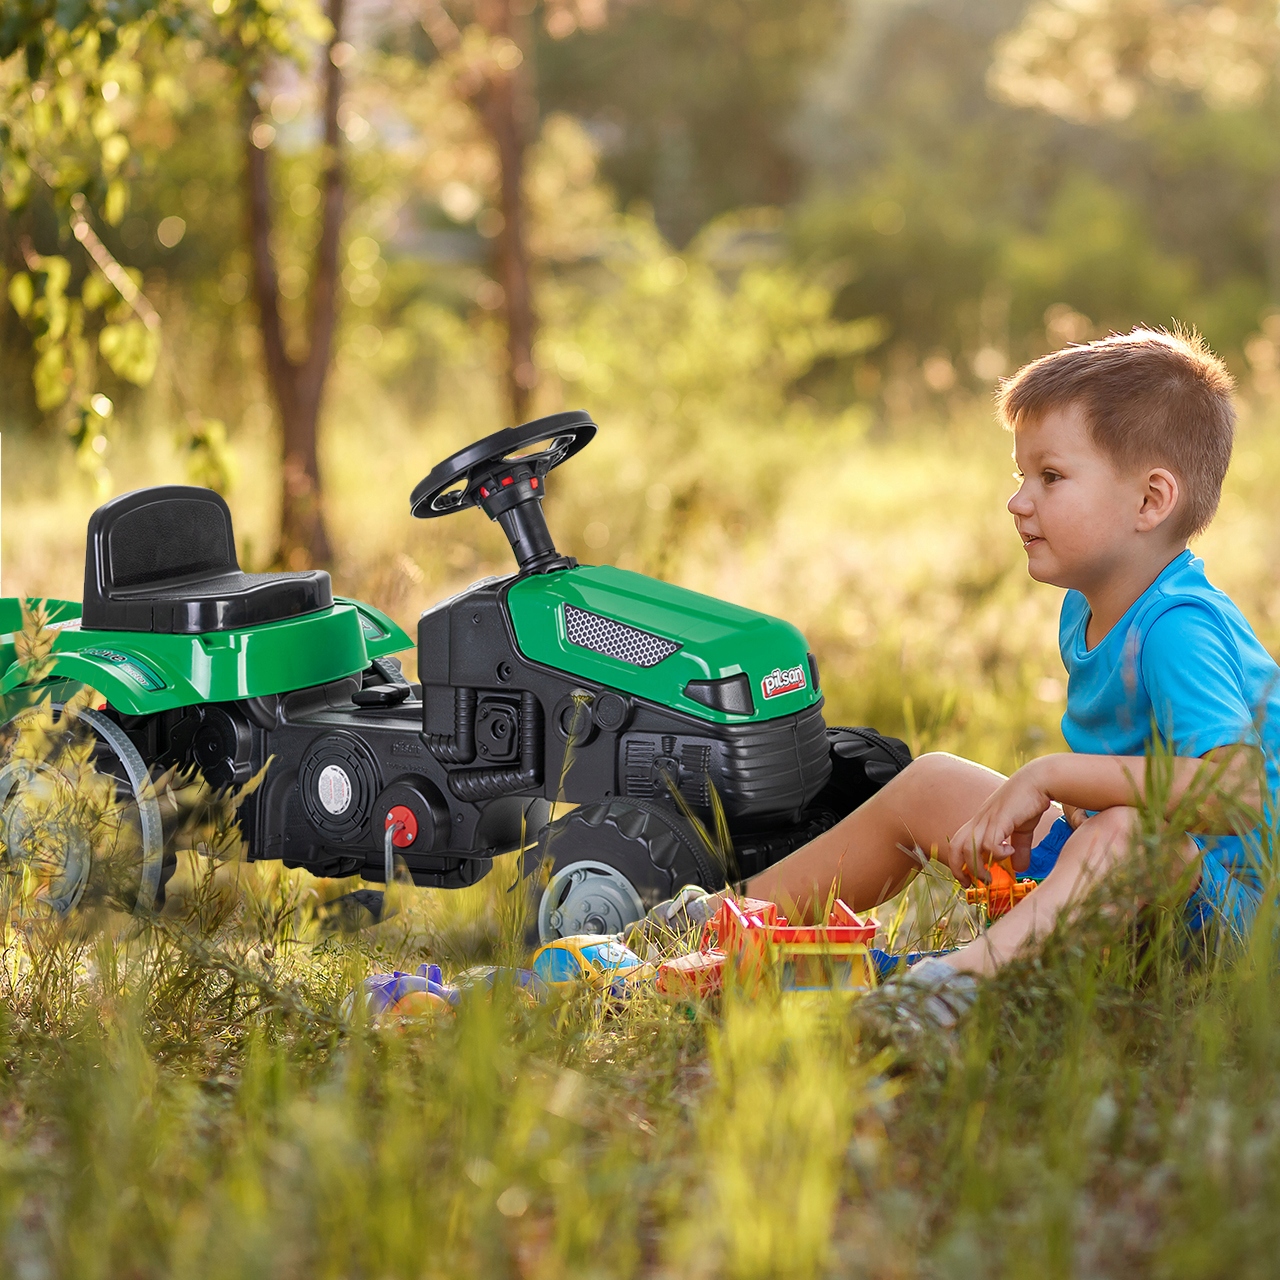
[317, 764, 353, 815]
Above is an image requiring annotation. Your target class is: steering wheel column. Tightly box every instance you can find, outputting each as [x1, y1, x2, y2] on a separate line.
[474, 462, 566, 574]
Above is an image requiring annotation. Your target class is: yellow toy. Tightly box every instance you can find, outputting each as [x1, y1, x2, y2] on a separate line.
[530, 934, 655, 997]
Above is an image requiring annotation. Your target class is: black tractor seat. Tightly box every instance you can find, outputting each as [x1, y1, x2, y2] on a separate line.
[82, 486, 332, 635]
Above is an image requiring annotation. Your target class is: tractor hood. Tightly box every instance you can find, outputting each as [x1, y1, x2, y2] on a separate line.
[506, 565, 821, 724]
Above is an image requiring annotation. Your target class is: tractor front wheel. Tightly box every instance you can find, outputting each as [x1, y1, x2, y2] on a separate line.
[529, 797, 722, 943]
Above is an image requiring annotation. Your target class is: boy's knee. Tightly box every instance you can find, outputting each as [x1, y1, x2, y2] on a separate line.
[907, 752, 980, 783]
[1058, 806, 1138, 872]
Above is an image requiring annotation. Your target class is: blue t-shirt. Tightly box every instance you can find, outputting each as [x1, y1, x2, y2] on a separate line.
[1060, 549, 1280, 885]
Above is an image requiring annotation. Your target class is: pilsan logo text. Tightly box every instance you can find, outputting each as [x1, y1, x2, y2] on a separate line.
[761, 665, 807, 700]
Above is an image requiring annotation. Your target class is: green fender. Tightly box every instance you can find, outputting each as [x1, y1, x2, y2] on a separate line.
[0, 596, 412, 717]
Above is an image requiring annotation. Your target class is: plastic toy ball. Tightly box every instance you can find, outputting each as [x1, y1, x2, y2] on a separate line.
[387, 989, 454, 1018]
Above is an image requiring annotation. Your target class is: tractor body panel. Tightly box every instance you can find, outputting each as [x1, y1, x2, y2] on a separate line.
[0, 596, 411, 716]
[506, 565, 820, 724]
[417, 574, 832, 842]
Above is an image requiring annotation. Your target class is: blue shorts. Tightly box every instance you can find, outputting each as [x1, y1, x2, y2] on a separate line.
[1022, 816, 1261, 943]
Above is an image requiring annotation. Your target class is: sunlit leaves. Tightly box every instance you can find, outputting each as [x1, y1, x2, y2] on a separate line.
[7, 272, 34, 317]
[103, 176, 126, 223]
[182, 416, 236, 493]
[539, 202, 884, 422]
[1, 0, 332, 434]
[99, 318, 160, 383]
[991, 0, 1280, 124]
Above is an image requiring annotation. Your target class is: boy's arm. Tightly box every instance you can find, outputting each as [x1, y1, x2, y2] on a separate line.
[1031, 747, 1262, 827]
[947, 746, 1262, 888]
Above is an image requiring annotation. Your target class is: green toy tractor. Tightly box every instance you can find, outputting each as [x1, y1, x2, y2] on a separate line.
[0, 412, 909, 939]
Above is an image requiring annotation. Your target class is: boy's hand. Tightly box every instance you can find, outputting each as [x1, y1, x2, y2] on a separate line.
[946, 762, 1053, 887]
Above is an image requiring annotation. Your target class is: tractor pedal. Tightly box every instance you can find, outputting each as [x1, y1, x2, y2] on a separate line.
[353, 683, 411, 707]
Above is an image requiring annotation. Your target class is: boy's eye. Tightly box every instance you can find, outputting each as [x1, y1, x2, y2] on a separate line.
[1042, 470, 1061, 484]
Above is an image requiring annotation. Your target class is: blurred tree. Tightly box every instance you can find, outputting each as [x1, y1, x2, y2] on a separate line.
[2, 0, 343, 565]
[788, 0, 1276, 410]
[537, 0, 845, 245]
[236, 0, 346, 567]
[0, 2, 179, 478]
[991, 0, 1280, 303]
[419, 0, 543, 422]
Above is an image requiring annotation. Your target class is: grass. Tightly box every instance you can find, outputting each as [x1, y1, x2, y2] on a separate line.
[2, 378, 1280, 1274]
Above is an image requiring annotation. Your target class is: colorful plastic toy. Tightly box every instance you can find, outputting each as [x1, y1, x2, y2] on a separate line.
[0, 412, 910, 925]
[965, 859, 1036, 918]
[348, 963, 457, 1019]
[867, 947, 958, 980]
[348, 961, 548, 1021]
[530, 934, 655, 997]
[656, 895, 879, 999]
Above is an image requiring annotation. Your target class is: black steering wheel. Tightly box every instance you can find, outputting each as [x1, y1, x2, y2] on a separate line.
[410, 411, 597, 519]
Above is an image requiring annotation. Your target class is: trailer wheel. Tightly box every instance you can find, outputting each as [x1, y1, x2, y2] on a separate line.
[530, 797, 722, 943]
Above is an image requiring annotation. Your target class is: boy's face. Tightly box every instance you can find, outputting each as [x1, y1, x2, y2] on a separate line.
[1008, 403, 1175, 592]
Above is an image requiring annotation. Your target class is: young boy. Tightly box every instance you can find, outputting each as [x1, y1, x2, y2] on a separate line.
[654, 329, 1279, 1020]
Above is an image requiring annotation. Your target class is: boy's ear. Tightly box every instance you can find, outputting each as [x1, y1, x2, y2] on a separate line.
[1137, 467, 1180, 533]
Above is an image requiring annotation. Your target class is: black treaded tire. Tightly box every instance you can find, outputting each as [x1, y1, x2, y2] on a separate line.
[812, 726, 912, 817]
[527, 797, 723, 941]
[729, 726, 913, 881]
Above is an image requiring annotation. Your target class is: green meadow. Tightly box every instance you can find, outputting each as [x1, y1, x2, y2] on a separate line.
[0, 387, 1279, 1276]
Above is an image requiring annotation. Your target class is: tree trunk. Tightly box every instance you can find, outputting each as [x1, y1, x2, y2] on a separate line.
[1267, 171, 1280, 307]
[244, 0, 346, 569]
[419, 0, 538, 424]
[475, 0, 537, 424]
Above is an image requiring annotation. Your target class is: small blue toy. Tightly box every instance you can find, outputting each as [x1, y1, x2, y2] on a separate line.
[349, 962, 548, 1021]
[867, 948, 958, 981]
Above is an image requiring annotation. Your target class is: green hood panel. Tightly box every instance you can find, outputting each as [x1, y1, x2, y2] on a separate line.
[506, 565, 819, 724]
[0, 596, 411, 716]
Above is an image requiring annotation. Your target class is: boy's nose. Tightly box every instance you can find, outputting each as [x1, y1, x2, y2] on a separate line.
[1007, 486, 1033, 516]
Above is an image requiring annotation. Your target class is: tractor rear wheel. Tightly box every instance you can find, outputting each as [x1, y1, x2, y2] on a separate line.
[0, 705, 165, 915]
[529, 797, 722, 943]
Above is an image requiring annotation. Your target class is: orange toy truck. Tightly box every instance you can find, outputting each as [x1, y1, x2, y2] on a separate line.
[656, 896, 878, 999]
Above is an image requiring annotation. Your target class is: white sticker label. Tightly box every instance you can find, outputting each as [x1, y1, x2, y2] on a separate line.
[317, 764, 353, 815]
[761, 665, 808, 700]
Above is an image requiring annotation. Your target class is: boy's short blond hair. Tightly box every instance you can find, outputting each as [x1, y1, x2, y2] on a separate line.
[997, 328, 1236, 539]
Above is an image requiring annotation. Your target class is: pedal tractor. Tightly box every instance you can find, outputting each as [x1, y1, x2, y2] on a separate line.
[0, 412, 909, 939]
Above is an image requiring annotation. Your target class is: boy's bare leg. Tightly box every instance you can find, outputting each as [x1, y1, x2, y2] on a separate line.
[943, 806, 1201, 977]
[745, 752, 1061, 918]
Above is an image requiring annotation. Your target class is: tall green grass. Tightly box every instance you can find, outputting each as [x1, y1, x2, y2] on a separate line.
[0, 796, 1273, 1277]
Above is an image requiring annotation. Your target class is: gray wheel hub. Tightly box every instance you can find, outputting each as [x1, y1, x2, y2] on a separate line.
[0, 708, 164, 915]
[538, 859, 646, 943]
[0, 758, 93, 913]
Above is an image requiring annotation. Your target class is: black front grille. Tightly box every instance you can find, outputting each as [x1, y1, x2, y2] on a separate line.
[563, 604, 681, 667]
[619, 702, 831, 823]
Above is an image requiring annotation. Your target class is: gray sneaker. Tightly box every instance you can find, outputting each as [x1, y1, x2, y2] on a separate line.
[857, 957, 980, 1067]
[884, 957, 979, 1030]
[626, 885, 723, 957]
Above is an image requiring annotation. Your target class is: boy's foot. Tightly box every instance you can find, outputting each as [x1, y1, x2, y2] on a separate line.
[627, 885, 723, 956]
[879, 957, 979, 1030]
[856, 958, 979, 1070]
